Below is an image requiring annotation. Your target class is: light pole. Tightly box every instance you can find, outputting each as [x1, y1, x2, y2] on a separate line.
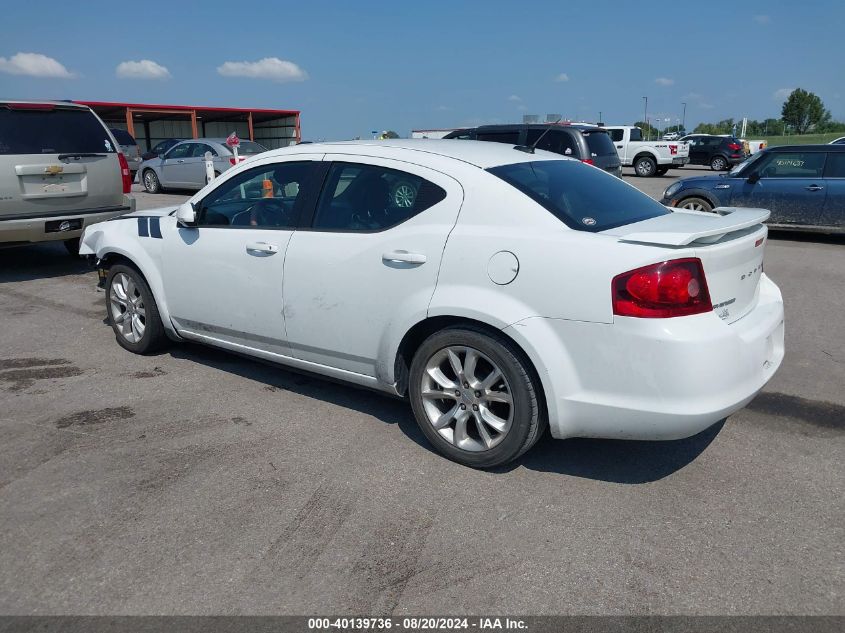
[642, 97, 648, 139]
[681, 102, 687, 133]
[598, 111, 602, 124]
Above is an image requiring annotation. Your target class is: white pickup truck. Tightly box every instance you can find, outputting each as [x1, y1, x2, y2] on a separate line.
[605, 126, 690, 177]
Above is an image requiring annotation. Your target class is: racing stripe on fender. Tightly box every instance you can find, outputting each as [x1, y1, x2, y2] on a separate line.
[137, 217, 149, 237]
[149, 217, 162, 238]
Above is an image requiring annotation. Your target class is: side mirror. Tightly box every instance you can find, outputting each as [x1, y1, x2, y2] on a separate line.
[176, 201, 198, 227]
[158, 153, 166, 160]
[746, 171, 760, 184]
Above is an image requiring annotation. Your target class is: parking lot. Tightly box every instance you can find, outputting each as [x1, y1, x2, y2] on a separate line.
[0, 166, 842, 615]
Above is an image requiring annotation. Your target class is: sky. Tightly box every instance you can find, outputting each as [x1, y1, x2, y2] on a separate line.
[1, 0, 843, 140]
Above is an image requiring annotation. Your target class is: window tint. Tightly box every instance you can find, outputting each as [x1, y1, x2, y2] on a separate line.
[313, 163, 446, 231]
[110, 128, 137, 145]
[0, 107, 116, 155]
[757, 152, 826, 178]
[583, 131, 618, 157]
[525, 130, 579, 156]
[488, 160, 669, 232]
[166, 143, 193, 159]
[824, 153, 845, 178]
[609, 129, 624, 142]
[628, 128, 643, 142]
[236, 141, 268, 155]
[476, 131, 520, 145]
[191, 143, 217, 158]
[198, 161, 313, 228]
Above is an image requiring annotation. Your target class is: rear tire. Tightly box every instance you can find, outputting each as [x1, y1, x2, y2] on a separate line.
[634, 156, 657, 177]
[63, 238, 81, 257]
[677, 196, 714, 213]
[409, 326, 545, 468]
[105, 264, 169, 354]
[710, 155, 728, 171]
[142, 169, 161, 194]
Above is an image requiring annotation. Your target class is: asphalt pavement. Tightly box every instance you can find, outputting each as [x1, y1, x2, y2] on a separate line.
[0, 167, 842, 615]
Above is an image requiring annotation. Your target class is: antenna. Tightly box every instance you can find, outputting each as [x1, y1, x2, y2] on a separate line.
[514, 116, 564, 154]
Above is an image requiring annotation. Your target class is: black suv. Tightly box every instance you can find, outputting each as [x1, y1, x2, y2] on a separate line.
[679, 134, 747, 171]
[444, 124, 622, 177]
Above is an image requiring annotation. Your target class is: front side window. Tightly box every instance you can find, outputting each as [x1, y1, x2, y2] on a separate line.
[756, 152, 826, 178]
[191, 143, 217, 158]
[312, 163, 446, 231]
[488, 159, 669, 232]
[166, 143, 193, 160]
[198, 161, 313, 228]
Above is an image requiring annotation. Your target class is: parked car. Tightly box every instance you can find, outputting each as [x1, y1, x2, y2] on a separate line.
[109, 128, 141, 175]
[80, 139, 784, 468]
[829, 137, 845, 145]
[678, 134, 747, 171]
[137, 138, 268, 193]
[0, 100, 134, 255]
[443, 124, 622, 177]
[604, 126, 690, 176]
[661, 144, 844, 233]
[662, 131, 682, 141]
[141, 138, 184, 162]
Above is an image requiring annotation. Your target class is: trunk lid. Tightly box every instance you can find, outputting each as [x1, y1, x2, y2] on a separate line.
[604, 207, 769, 323]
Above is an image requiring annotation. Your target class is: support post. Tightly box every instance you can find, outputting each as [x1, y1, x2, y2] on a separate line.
[247, 112, 254, 141]
[190, 110, 199, 139]
[125, 109, 135, 137]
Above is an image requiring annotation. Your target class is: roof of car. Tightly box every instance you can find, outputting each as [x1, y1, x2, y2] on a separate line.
[1, 99, 89, 109]
[262, 139, 567, 169]
[471, 123, 605, 132]
[768, 144, 845, 152]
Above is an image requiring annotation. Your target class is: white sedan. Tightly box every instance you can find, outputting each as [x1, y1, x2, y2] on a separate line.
[80, 140, 784, 468]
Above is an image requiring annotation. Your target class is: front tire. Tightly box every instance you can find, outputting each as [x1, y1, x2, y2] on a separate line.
[409, 327, 544, 468]
[710, 155, 728, 171]
[677, 196, 714, 212]
[142, 169, 161, 194]
[106, 264, 169, 354]
[634, 156, 657, 177]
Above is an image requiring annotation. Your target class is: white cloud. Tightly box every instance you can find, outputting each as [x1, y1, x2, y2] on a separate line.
[217, 57, 307, 82]
[507, 94, 522, 102]
[773, 87, 794, 101]
[655, 77, 674, 86]
[116, 59, 171, 80]
[553, 73, 569, 82]
[0, 52, 74, 78]
[753, 14, 771, 24]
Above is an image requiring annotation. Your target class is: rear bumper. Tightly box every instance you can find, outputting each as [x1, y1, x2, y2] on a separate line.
[506, 274, 784, 441]
[0, 196, 135, 245]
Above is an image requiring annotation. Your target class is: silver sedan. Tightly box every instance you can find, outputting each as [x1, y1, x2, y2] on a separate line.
[137, 138, 268, 193]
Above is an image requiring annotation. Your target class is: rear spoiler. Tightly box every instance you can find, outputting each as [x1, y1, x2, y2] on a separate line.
[618, 207, 770, 246]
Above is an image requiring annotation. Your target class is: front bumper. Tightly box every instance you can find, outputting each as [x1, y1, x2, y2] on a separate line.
[506, 274, 784, 441]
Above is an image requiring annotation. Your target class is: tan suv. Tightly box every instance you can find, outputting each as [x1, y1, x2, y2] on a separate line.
[0, 100, 135, 255]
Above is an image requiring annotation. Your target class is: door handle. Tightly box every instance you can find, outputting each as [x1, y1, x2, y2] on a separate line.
[246, 242, 279, 254]
[382, 250, 426, 265]
[805, 185, 824, 191]
[616, 145, 623, 149]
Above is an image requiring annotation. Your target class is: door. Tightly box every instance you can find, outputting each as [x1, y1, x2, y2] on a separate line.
[609, 128, 627, 161]
[184, 142, 215, 187]
[283, 157, 463, 378]
[159, 142, 195, 187]
[162, 157, 323, 354]
[820, 152, 845, 229]
[730, 151, 827, 226]
[686, 136, 707, 164]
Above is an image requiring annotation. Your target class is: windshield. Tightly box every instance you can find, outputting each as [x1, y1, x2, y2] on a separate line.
[488, 160, 669, 232]
[729, 152, 764, 176]
[236, 141, 268, 154]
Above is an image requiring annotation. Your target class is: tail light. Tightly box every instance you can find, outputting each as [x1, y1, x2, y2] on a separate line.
[581, 158, 595, 165]
[117, 152, 132, 194]
[727, 142, 741, 151]
[612, 258, 712, 318]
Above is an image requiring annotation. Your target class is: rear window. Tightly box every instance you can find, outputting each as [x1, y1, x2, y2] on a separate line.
[110, 128, 137, 145]
[0, 106, 116, 155]
[488, 160, 669, 232]
[236, 141, 267, 154]
[582, 131, 617, 157]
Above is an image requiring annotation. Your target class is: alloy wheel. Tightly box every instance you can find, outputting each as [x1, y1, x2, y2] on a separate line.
[420, 346, 513, 452]
[393, 183, 416, 208]
[680, 200, 709, 212]
[109, 272, 146, 343]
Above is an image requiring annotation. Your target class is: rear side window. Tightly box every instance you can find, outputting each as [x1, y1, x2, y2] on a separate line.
[476, 131, 520, 145]
[0, 106, 116, 155]
[628, 128, 643, 142]
[110, 128, 137, 145]
[824, 153, 845, 178]
[313, 162, 446, 231]
[488, 160, 669, 232]
[583, 131, 617, 157]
